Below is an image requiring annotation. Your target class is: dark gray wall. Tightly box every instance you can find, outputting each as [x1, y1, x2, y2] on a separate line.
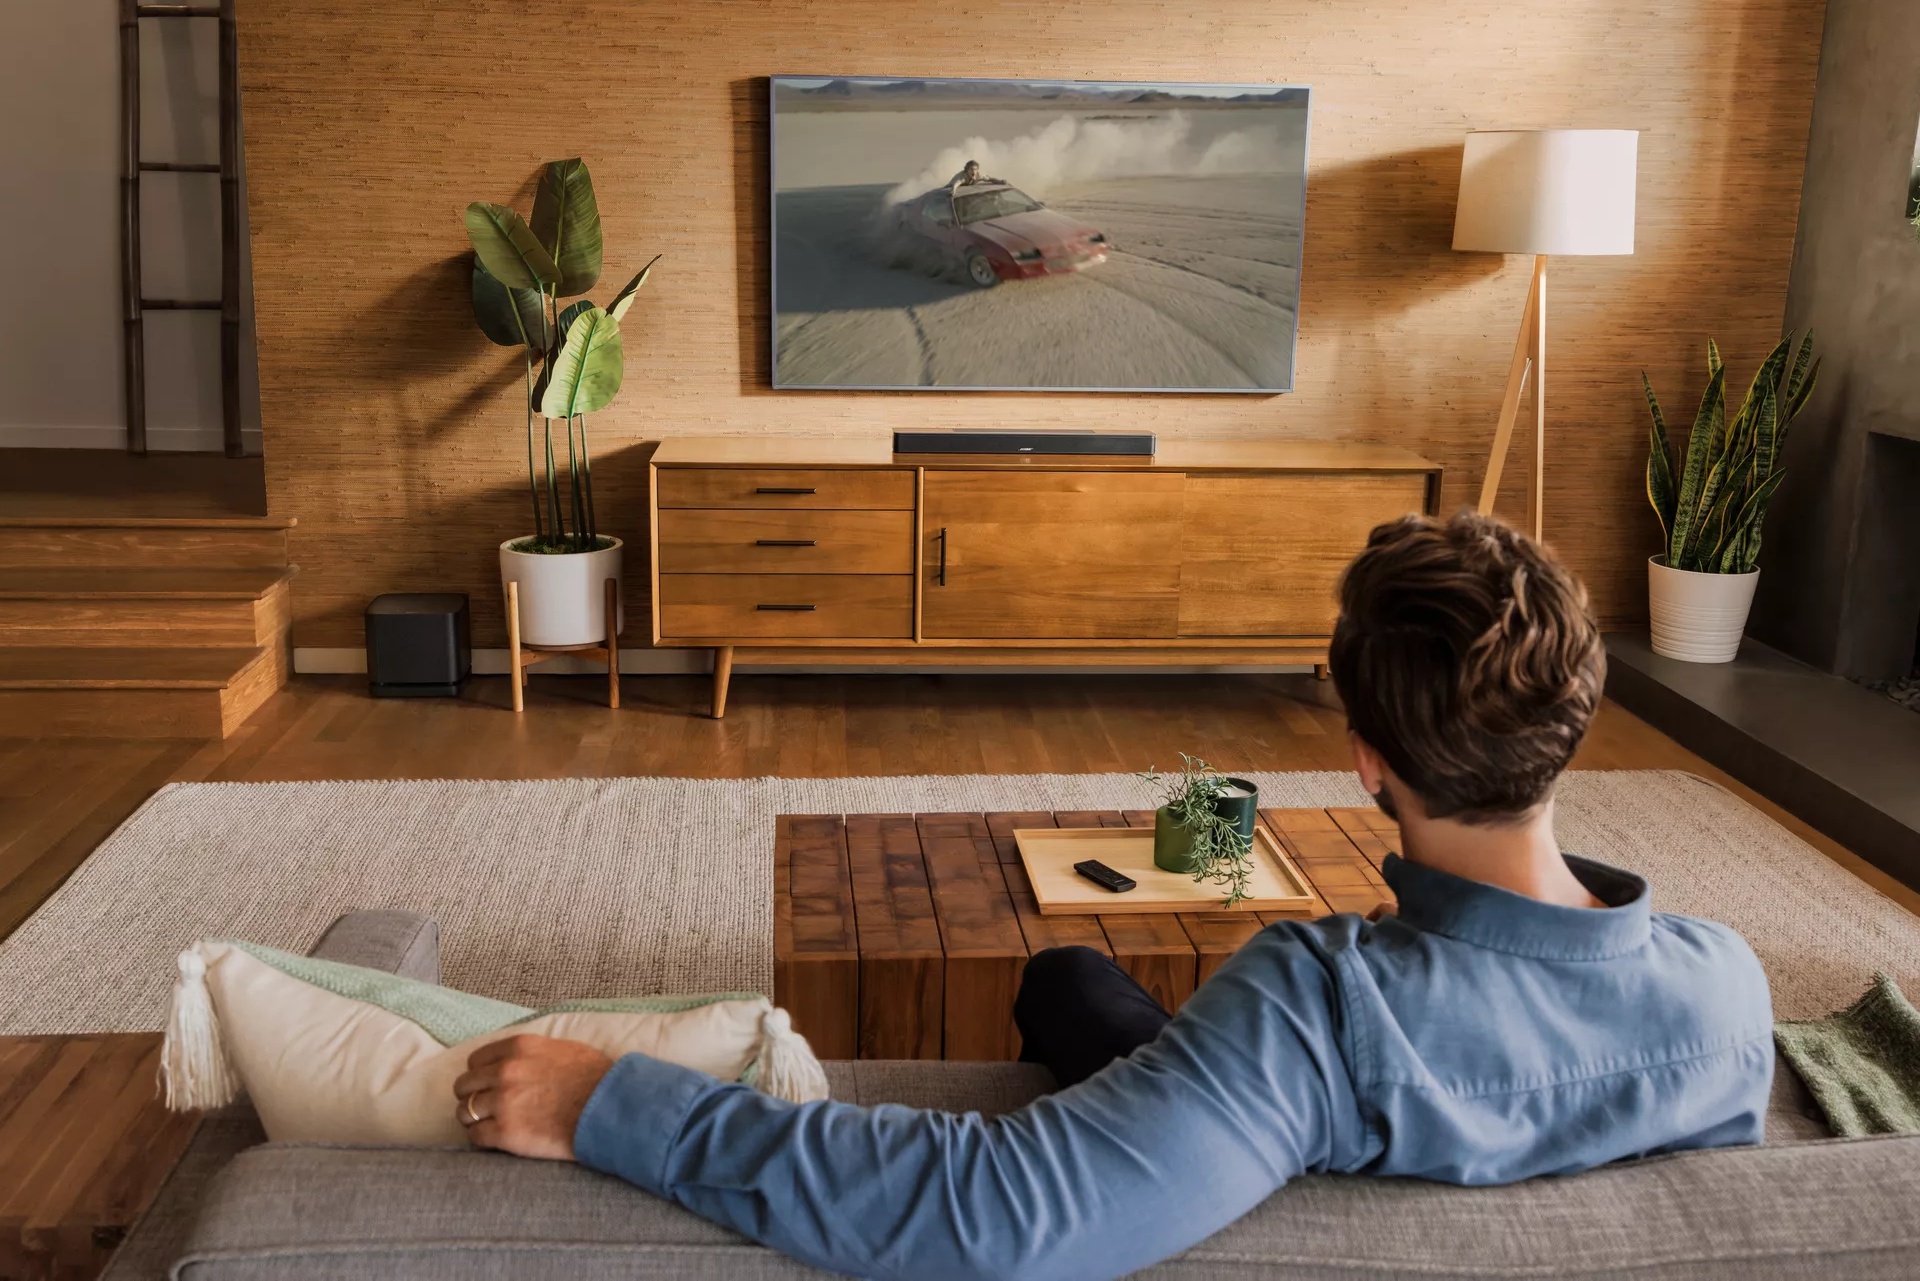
[1752, 0, 1920, 678]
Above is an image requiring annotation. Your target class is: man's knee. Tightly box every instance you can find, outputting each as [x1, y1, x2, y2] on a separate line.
[1016, 946, 1109, 1020]
[1024, 945, 1108, 984]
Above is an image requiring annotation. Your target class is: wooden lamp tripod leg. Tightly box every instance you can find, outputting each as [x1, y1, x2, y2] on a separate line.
[1531, 256, 1547, 543]
[1477, 254, 1548, 541]
[507, 579, 524, 713]
[604, 577, 620, 710]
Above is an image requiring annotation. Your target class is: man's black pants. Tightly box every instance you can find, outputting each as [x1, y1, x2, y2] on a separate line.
[1013, 946, 1173, 1088]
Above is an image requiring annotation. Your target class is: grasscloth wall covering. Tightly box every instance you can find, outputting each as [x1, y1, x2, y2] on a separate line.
[236, 0, 1827, 648]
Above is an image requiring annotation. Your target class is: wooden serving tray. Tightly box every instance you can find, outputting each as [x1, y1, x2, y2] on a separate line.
[1013, 825, 1316, 915]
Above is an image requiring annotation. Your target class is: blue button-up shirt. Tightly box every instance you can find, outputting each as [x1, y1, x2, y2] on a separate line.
[575, 853, 1774, 1281]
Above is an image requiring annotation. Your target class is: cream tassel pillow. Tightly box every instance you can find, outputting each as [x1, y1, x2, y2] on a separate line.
[162, 939, 829, 1144]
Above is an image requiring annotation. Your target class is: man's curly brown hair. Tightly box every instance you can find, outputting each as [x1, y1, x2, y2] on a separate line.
[1328, 512, 1606, 825]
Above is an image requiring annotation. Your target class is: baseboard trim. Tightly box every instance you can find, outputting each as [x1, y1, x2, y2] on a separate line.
[294, 647, 709, 676]
[295, 647, 1317, 679]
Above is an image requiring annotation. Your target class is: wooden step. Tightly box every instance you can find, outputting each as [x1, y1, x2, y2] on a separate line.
[0, 567, 295, 648]
[0, 516, 295, 570]
[0, 645, 287, 738]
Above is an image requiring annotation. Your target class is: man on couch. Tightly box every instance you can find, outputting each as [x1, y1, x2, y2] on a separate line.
[450, 511, 1776, 1281]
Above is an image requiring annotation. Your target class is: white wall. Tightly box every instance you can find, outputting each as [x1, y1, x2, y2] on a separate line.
[0, 2, 261, 453]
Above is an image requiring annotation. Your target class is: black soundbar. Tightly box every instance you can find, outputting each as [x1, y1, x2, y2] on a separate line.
[893, 429, 1156, 457]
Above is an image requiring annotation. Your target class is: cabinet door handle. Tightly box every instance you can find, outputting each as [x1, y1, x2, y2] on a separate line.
[754, 539, 817, 547]
[936, 526, 948, 586]
[755, 486, 816, 495]
[756, 603, 817, 611]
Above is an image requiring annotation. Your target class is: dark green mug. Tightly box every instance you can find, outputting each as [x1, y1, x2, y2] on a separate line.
[1153, 777, 1259, 873]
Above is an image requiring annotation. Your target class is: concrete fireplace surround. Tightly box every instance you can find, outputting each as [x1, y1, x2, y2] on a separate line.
[1608, 0, 1920, 894]
[1752, 0, 1920, 681]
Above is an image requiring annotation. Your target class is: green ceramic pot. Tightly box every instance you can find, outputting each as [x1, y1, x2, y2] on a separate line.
[1153, 778, 1259, 873]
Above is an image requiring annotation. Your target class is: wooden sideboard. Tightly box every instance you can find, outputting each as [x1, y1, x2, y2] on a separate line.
[648, 438, 1440, 716]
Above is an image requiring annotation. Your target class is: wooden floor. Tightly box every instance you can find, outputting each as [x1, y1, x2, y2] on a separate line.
[2, 671, 1916, 943]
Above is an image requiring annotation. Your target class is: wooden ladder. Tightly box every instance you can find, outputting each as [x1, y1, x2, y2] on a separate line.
[118, 0, 242, 458]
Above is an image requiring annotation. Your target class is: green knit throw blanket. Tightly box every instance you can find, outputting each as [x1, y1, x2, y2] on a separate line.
[1775, 973, 1920, 1137]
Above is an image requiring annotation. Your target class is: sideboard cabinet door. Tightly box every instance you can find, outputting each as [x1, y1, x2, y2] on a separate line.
[921, 471, 1185, 639]
[1178, 473, 1431, 637]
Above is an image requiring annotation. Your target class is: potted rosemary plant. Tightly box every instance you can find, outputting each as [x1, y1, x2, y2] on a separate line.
[1641, 331, 1817, 663]
[465, 158, 659, 646]
[1142, 756, 1258, 906]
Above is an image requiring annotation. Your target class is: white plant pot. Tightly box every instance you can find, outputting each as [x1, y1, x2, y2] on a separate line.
[1647, 555, 1758, 664]
[499, 537, 624, 648]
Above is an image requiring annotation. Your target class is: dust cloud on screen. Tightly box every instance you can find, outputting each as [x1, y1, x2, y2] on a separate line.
[884, 111, 1299, 207]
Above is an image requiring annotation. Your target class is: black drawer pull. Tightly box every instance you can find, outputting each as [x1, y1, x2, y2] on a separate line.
[754, 539, 817, 547]
[755, 603, 817, 611]
[755, 486, 816, 495]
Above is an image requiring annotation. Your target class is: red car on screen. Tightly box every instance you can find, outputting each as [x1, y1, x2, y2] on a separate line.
[893, 183, 1109, 288]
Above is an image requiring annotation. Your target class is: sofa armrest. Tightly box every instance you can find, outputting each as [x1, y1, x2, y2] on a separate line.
[307, 910, 440, 982]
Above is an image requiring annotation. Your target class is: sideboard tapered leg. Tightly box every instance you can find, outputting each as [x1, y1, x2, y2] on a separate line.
[711, 646, 734, 719]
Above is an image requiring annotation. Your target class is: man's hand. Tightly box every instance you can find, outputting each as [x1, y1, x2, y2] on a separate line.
[453, 1034, 614, 1161]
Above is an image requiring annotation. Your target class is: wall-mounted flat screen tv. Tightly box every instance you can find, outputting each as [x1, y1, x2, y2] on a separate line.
[770, 75, 1310, 393]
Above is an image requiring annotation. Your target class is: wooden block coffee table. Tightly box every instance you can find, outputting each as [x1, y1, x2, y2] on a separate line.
[0, 1033, 201, 1280]
[774, 807, 1398, 1062]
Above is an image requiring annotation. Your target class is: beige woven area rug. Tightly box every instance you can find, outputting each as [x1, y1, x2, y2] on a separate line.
[2, 770, 1915, 1034]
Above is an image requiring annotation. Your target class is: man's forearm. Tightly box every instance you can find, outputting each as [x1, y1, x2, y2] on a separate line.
[574, 1047, 1320, 1281]
[573, 934, 1351, 1281]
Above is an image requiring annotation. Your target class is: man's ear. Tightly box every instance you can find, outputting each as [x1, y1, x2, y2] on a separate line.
[1348, 731, 1388, 796]
[1350, 734, 1413, 824]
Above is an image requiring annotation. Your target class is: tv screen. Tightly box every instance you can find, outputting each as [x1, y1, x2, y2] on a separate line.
[770, 76, 1310, 393]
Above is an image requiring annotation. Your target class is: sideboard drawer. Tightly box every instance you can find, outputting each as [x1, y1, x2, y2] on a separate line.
[658, 574, 913, 639]
[656, 509, 914, 574]
[657, 468, 914, 510]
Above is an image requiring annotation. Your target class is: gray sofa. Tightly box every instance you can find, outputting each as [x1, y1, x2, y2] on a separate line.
[106, 911, 1920, 1280]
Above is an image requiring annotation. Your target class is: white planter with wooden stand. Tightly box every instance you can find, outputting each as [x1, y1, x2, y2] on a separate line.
[499, 537, 624, 710]
[1647, 555, 1759, 664]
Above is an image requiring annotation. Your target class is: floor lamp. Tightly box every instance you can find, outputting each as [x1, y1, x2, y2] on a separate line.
[1452, 129, 1638, 540]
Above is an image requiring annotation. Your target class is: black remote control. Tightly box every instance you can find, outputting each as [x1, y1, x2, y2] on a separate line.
[1073, 860, 1137, 893]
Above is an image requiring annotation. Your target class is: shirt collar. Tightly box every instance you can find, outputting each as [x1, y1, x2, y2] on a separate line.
[1380, 852, 1652, 961]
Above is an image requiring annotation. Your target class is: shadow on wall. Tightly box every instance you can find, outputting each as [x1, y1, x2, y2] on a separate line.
[732, 79, 771, 393]
[302, 438, 662, 649]
[307, 180, 663, 649]
[1300, 144, 1504, 510]
[1303, 143, 1501, 325]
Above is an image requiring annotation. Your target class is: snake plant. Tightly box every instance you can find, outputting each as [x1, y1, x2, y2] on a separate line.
[1642, 332, 1818, 575]
[465, 158, 659, 554]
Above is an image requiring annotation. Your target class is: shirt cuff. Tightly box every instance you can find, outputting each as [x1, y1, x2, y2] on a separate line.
[572, 1052, 719, 1195]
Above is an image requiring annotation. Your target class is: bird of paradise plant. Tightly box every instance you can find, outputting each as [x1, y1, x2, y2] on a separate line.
[465, 158, 659, 554]
[1642, 332, 1818, 575]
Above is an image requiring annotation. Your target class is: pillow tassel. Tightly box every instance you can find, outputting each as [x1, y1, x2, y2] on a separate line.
[753, 1006, 830, 1104]
[161, 944, 238, 1111]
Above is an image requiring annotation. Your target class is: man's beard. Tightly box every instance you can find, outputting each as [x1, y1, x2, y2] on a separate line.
[1371, 784, 1399, 822]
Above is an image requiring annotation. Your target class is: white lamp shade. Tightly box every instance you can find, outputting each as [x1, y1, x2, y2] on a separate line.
[1452, 129, 1638, 256]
